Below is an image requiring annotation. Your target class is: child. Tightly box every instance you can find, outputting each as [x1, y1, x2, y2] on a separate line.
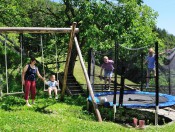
[144, 48, 156, 88]
[45, 74, 60, 99]
[100, 56, 114, 90]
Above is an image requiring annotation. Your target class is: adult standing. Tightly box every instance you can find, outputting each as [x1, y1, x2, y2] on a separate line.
[22, 57, 45, 106]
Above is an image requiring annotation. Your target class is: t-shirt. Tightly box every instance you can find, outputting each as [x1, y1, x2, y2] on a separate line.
[24, 64, 37, 81]
[46, 81, 58, 87]
[101, 60, 114, 71]
[146, 54, 155, 69]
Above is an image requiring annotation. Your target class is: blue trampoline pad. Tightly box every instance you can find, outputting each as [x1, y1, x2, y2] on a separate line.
[88, 90, 175, 108]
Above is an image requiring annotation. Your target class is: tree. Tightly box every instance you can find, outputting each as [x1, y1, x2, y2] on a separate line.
[60, 0, 159, 74]
[0, 0, 162, 77]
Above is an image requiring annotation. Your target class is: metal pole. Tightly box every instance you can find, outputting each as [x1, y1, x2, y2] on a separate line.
[87, 48, 92, 95]
[119, 67, 125, 107]
[141, 53, 144, 91]
[113, 41, 118, 119]
[168, 65, 171, 94]
[155, 41, 159, 125]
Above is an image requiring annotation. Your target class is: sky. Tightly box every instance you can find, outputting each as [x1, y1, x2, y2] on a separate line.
[143, 0, 175, 36]
[53, 0, 175, 36]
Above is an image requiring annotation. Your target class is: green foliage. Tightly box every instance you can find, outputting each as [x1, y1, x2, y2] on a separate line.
[155, 27, 175, 49]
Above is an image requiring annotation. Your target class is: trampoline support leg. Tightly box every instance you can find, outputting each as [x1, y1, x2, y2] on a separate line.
[113, 104, 116, 120]
[155, 106, 159, 125]
[87, 98, 90, 111]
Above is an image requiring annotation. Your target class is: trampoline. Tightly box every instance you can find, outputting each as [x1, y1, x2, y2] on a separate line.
[88, 90, 175, 108]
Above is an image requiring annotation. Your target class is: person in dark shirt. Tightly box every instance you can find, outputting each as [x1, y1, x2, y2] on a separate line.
[22, 57, 45, 106]
[100, 56, 114, 90]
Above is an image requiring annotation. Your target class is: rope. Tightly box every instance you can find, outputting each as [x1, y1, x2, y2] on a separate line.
[54, 35, 59, 89]
[4, 34, 24, 94]
[20, 34, 24, 92]
[119, 44, 147, 51]
[55, 36, 58, 79]
[40, 35, 46, 91]
[5, 34, 9, 94]
[93, 50, 114, 56]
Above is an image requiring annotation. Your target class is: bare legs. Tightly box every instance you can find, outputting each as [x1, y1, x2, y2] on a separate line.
[48, 87, 58, 99]
[146, 69, 156, 88]
[104, 77, 111, 90]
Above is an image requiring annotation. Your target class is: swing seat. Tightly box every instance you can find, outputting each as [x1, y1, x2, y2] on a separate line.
[5, 91, 24, 95]
[44, 87, 61, 92]
[44, 89, 48, 92]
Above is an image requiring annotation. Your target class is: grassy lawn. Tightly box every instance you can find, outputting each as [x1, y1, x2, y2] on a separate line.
[0, 95, 175, 132]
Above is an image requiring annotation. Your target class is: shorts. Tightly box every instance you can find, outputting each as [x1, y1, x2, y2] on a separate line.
[48, 86, 57, 90]
[104, 70, 113, 78]
[48, 86, 61, 91]
[147, 68, 155, 73]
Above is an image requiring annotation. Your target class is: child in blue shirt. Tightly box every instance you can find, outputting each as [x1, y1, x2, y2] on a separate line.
[144, 48, 156, 88]
[45, 74, 60, 99]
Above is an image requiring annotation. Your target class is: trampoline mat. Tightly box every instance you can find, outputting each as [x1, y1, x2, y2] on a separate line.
[98, 94, 168, 105]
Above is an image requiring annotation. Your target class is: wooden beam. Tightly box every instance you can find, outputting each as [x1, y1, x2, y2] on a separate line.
[61, 22, 77, 100]
[0, 27, 79, 34]
[74, 36, 102, 122]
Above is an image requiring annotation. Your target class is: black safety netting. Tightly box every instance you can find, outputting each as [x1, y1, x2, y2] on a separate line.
[88, 49, 115, 92]
[89, 46, 175, 95]
[159, 48, 175, 95]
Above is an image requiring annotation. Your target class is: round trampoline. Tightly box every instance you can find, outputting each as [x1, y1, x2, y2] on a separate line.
[88, 90, 175, 108]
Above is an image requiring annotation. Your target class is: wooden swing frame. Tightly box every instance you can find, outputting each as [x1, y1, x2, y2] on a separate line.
[0, 22, 102, 122]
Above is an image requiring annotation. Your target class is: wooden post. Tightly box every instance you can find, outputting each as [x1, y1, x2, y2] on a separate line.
[74, 36, 102, 122]
[60, 22, 77, 101]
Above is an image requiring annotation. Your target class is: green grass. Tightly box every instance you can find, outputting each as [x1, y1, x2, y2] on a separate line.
[1, 95, 175, 132]
[0, 95, 130, 132]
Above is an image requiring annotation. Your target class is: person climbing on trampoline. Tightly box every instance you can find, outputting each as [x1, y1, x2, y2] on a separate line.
[144, 48, 166, 88]
[144, 48, 156, 88]
[22, 57, 45, 106]
[100, 56, 114, 91]
[45, 74, 60, 99]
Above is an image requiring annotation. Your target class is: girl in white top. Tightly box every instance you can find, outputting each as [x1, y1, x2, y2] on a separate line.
[45, 75, 60, 99]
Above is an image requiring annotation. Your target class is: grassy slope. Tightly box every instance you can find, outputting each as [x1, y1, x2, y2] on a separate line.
[73, 59, 136, 86]
[0, 60, 175, 132]
[1, 96, 175, 132]
[0, 96, 175, 132]
[0, 96, 133, 132]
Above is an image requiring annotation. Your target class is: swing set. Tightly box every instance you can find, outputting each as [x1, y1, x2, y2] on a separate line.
[2, 27, 77, 95]
[0, 22, 102, 122]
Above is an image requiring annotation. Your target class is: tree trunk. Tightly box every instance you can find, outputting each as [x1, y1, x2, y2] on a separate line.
[68, 45, 78, 75]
